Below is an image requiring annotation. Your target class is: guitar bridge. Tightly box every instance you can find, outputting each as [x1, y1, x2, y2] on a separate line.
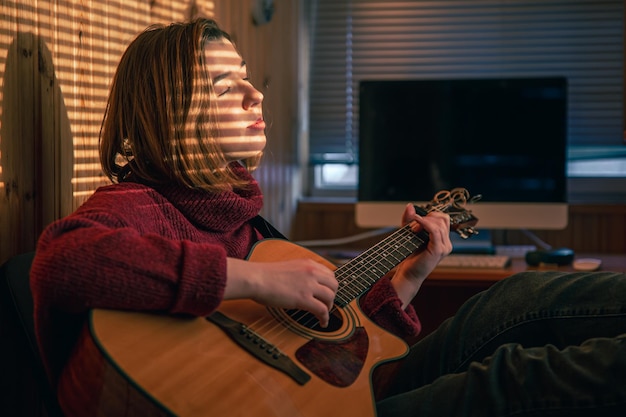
[207, 311, 311, 385]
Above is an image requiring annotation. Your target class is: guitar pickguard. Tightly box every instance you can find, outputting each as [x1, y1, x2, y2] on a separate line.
[252, 303, 368, 387]
[208, 308, 369, 388]
[296, 327, 368, 387]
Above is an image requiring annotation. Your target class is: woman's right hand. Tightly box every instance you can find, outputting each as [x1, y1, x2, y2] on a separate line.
[224, 258, 338, 327]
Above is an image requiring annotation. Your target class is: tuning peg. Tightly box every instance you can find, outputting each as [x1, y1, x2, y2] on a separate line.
[456, 227, 479, 239]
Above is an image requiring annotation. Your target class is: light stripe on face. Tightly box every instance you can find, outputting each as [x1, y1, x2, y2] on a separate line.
[201, 40, 266, 164]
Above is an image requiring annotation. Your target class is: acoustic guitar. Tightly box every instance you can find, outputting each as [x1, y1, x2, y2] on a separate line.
[72, 189, 479, 417]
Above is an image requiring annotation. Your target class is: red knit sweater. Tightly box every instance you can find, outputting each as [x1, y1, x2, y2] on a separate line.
[30, 164, 421, 387]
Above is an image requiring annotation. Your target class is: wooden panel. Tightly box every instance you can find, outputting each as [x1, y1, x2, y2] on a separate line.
[1, 30, 39, 263]
[0, 1, 225, 265]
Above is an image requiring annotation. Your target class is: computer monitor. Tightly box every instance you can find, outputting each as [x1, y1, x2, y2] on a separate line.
[356, 77, 568, 230]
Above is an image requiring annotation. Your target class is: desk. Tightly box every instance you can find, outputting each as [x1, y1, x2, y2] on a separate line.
[318, 248, 625, 341]
[427, 253, 626, 284]
[413, 254, 626, 340]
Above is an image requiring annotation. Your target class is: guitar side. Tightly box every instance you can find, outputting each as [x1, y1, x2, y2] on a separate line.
[80, 239, 409, 417]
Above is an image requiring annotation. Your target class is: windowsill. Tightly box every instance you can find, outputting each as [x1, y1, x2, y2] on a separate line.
[567, 177, 626, 204]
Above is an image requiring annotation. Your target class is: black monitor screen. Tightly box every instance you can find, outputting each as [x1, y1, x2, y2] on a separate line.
[358, 77, 568, 204]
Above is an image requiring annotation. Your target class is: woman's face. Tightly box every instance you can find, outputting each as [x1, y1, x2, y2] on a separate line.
[203, 39, 266, 163]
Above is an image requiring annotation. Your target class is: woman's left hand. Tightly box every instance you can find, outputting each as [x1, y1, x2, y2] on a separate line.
[390, 203, 453, 309]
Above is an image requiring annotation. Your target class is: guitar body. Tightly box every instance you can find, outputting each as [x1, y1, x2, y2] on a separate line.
[78, 239, 409, 417]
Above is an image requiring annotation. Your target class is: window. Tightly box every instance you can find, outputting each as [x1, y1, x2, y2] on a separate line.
[305, 0, 626, 202]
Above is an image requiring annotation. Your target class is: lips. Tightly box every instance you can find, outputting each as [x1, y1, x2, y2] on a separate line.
[247, 118, 266, 130]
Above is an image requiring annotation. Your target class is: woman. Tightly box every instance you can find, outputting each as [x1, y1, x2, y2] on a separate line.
[31, 18, 626, 416]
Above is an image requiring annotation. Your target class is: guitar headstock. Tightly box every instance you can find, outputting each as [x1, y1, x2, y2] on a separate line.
[414, 188, 480, 239]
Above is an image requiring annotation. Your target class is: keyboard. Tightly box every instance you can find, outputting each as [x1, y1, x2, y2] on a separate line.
[437, 254, 512, 269]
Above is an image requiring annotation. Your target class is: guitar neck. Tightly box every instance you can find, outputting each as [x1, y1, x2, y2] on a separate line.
[333, 225, 429, 307]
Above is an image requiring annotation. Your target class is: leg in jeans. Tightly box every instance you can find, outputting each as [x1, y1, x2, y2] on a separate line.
[375, 271, 626, 416]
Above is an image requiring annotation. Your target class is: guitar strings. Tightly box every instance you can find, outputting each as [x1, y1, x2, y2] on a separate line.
[332, 188, 474, 318]
[280, 188, 472, 332]
[240, 188, 474, 351]
[281, 189, 470, 331]
[234, 228, 427, 342]
[334, 226, 427, 304]
[230, 228, 426, 348]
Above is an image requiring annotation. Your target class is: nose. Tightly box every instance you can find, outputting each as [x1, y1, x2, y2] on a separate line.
[243, 83, 264, 110]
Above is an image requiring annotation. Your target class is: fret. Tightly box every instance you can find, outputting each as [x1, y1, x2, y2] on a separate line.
[333, 188, 478, 307]
[334, 225, 428, 306]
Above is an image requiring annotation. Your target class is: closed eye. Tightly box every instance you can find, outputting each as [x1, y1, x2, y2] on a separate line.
[217, 86, 232, 97]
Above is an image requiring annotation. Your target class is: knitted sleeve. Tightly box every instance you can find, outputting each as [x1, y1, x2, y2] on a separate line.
[31, 207, 227, 318]
[359, 275, 422, 341]
[29, 183, 262, 387]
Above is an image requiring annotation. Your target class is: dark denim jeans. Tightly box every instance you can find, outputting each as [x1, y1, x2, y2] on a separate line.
[376, 271, 626, 416]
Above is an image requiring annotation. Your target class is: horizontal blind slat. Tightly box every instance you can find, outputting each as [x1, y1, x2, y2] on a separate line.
[309, 0, 624, 161]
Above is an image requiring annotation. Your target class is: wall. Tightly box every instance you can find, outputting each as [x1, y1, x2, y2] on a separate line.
[0, 0, 300, 264]
[216, 0, 303, 242]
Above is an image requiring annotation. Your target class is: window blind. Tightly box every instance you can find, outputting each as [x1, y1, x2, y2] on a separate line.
[308, 0, 624, 164]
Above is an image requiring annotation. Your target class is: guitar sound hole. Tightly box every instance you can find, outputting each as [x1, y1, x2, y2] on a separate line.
[285, 309, 343, 332]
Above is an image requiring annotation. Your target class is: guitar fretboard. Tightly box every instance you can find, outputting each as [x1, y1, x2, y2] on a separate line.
[333, 225, 429, 307]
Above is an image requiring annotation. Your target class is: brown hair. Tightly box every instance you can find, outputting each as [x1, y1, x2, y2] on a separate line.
[99, 18, 261, 191]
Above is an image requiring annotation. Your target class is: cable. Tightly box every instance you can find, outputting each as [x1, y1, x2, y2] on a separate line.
[520, 229, 552, 250]
[293, 227, 396, 248]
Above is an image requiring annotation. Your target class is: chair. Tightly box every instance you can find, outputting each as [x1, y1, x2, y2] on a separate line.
[0, 252, 64, 417]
